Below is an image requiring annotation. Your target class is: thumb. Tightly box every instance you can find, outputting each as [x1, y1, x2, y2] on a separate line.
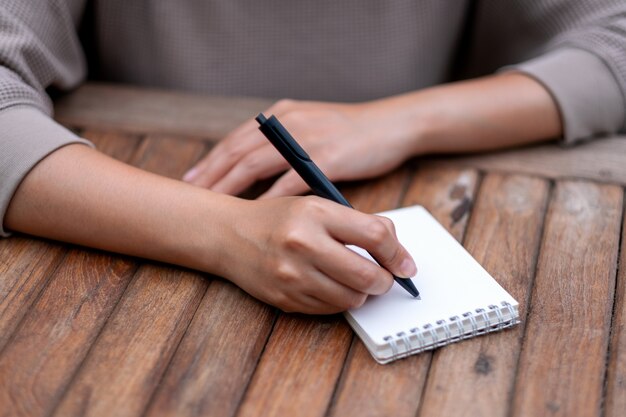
[366, 216, 417, 279]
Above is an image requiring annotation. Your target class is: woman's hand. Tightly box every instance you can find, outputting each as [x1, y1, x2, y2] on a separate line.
[183, 73, 563, 199]
[6, 145, 415, 316]
[216, 196, 417, 314]
[183, 99, 417, 198]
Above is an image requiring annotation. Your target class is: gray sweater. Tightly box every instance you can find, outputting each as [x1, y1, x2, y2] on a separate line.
[1, 0, 625, 236]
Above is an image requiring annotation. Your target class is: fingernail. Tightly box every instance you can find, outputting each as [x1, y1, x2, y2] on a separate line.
[183, 167, 199, 182]
[399, 256, 417, 278]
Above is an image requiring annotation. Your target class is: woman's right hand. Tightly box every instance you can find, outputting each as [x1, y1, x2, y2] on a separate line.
[216, 196, 417, 314]
[5, 144, 415, 315]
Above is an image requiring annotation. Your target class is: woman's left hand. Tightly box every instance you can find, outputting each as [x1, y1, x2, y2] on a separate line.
[182, 99, 416, 198]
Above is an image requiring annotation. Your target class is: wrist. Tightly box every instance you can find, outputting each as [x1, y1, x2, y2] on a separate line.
[358, 92, 437, 157]
[164, 187, 244, 277]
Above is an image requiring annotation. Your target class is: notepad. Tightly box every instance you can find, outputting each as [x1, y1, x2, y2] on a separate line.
[345, 205, 519, 364]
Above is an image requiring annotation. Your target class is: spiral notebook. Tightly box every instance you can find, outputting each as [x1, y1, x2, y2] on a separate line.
[345, 205, 519, 364]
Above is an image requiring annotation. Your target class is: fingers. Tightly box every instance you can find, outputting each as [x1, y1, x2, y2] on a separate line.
[259, 170, 310, 199]
[183, 121, 267, 188]
[312, 240, 394, 295]
[294, 294, 348, 315]
[269, 265, 367, 314]
[303, 267, 368, 311]
[327, 210, 417, 279]
[183, 99, 302, 189]
[210, 145, 290, 195]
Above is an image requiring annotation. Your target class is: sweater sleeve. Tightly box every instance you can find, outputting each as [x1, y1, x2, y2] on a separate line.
[471, 0, 626, 144]
[0, 0, 92, 237]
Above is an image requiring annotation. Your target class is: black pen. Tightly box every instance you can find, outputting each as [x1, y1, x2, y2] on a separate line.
[256, 113, 420, 298]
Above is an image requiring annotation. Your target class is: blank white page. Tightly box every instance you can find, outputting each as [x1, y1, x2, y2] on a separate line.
[346, 205, 518, 347]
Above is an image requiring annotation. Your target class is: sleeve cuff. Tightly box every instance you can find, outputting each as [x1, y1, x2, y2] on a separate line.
[0, 106, 93, 237]
[501, 47, 625, 145]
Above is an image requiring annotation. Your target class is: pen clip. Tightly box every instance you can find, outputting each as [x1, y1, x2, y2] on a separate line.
[257, 114, 312, 161]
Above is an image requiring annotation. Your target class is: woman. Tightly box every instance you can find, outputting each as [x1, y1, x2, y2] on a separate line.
[1, 1, 624, 313]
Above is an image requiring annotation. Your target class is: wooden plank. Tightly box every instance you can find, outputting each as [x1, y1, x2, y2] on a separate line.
[328, 166, 479, 417]
[511, 181, 623, 417]
[51, 265, 207, 417]
[401, 165, 479, 241]
[143, 281, 275, 417]
[0, 239, 66, 352]
[238, 314, 351, 417]
[47, 135, 212, 417]
[0, 134, 208, 417]
[131, 135, 208, 178]
[423, 136, 626, 186]
[0, 250, 137, 417]
[416, 174, 550, 417]
[343, 166, 410, 213]
[55, 83, 273, 141]
[82, 130, 143, 162]
[0, 131, 140, 353]
[605, 203, 626, 417]
[234, 168, 409, 417]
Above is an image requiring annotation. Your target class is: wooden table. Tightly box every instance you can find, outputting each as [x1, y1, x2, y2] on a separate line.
[1, 83, 625, 417]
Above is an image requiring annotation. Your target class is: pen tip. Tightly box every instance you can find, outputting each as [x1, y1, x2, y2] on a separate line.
[395, 276, 420, 298]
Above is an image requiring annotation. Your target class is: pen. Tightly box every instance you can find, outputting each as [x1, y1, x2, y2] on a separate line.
[256, 113, 420, 298]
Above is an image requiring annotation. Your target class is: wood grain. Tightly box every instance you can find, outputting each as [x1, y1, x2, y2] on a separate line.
[82, 130, 143, 162]
[401, 165, 480, 240]
[605, 203, 626, 417]
[234, 169, 409, 417]
[144, 280, 275, 417]
[55, 83, 273, 140]
[0, 132, 140, 354]
[51, 265, 207, 417]
[0, 123, 143, 417]
[46, 133, 213, 417]
[341, 166, 410, 213]
[131, 135, 208, 178]
[0, 238, 65, 352]
[423, 136, 626, 186]
[240, 314, 352, 417]
[417, 174, 550, 417]
[510, 181, 623, 417]
[328, 166, 480, 417]
[0, 250, 137, 417]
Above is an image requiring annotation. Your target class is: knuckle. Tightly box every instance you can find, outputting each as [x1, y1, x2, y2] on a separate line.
[345, 293, 367, 310]
[389, 246, 405, 266]
[380, 216, 396, 234]
[356, 264, 379, 291]
[273, 98, 295, 111]
[281, 228, 310, 253]
[284, 110, 307, 124]
[295, 196, 327, 217]
[240, 153, 262, 173]
[320, 147, 342, 169]
[221, 142, 244, 160]
[380, 275, 394, 293]
[366, 219, 391, 246]
[275, 261, 298, 284]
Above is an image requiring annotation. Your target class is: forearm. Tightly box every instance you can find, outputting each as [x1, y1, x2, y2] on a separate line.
[4, 144, 235, 273]
[4, 144, 418, 314]
[371, 72, 562, 155]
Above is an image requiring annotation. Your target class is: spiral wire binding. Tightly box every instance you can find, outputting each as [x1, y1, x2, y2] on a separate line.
[382, 301, 519, 362]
